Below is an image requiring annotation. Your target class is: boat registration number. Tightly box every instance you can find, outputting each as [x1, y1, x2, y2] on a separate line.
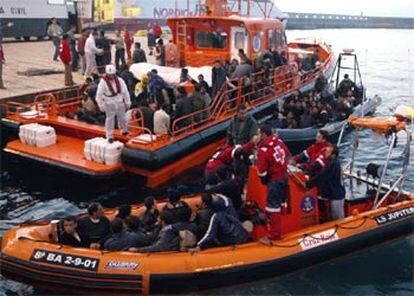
[374, 206, 414, 225]
[30, 249, 99, 271]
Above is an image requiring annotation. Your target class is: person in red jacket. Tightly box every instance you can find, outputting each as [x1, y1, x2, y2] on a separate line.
[257, 124, 291, 242]
[124, 28, 133, 61]
[291, 130, 331, 175]
[60, 33, 73, 86]
[204, 136, 259, 185]
[153, 22, 162, 40]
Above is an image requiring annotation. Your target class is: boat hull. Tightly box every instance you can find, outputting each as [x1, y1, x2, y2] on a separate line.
[1, 200, 413, 294]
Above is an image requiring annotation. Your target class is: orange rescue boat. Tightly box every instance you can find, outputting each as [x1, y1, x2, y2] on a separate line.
[1, 116, 413, 294]
[1, 1, 336, 187]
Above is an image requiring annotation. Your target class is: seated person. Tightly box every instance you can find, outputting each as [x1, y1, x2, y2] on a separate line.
[286, 111, 298, 129]
[153, 103, 171, 135]
[140, 196, 160, 232]
[205, 165, 244, 210]
[268, 108, 288, 129]
[190, 195, 250, 252]
[104, 218, 150, 251]
[162, 188, 192, 224]
[125, 215, 151, 248]
[59, 216, 84, 247]
[135, 211, 180, 253]
[194, 193, 215, 239]
[77, 202, 111, 249]
[116, 204, 131, 222]
[306, 145, 346, 220]
[300, 108, 315, 128]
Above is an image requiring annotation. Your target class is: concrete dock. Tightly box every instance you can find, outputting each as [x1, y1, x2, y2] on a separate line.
[0, 36, 156, 101]
[0, 40, 84, 100]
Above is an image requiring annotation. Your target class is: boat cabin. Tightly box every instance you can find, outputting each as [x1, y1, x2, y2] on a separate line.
[167, 1, 288, 67]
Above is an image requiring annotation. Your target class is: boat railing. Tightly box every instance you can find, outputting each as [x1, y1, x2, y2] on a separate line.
[51, 87, 84, 116]
[127, 108, 160, 145]
[173, 63, 307, 134]
[171, 77, 242, 136]
[171, 64, 310, 137]
[5, 51, 331, 143]
[5, 93, 57, 119]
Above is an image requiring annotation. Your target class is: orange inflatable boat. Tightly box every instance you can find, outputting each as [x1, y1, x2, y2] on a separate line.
[1, 116, 413, 294]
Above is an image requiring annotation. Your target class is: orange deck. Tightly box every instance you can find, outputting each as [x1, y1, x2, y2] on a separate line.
[5, 136, 122, 177]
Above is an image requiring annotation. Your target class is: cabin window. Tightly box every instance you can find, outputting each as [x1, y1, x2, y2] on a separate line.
[275, 29, 287, 48]
[195, 32, 227, 49]
[48, 0, 65, 4]
[234, 32, 245, 50]
[268, 30, 275, 49]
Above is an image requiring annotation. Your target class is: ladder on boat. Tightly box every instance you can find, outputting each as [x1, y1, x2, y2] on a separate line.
[176, 20, 187, 65]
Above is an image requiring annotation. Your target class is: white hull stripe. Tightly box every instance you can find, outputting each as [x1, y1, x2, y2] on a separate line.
[266, 207, 281, 212]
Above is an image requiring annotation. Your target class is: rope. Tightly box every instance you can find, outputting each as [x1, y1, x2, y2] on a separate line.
[263, 215, 375, 249]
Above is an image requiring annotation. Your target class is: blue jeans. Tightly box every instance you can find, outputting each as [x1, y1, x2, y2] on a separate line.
[266, 179, 288, 212]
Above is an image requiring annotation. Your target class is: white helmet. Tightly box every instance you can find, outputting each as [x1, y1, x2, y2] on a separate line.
[105, 65, 116, 75]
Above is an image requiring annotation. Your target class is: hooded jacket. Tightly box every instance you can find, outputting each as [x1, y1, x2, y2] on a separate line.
[197, 196, 249, 249]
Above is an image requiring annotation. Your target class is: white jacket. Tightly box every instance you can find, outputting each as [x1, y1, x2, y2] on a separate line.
[154, 109, 170, 134]
[85, 34, 99, 54]
[96, 76, 131, 111]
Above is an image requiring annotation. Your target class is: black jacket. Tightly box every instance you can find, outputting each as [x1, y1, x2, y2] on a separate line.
[136, 224, 178, 253]
[212, 67, 227, 97]
[197, 211, 249, 249]
[103, 230, 151, 251]
[132, 48, 147, 63]
[306, 158, 346, 200]
[195, 206, 215, 239]
[174, 96, 192, 129]
[206, 178, 243, 209]
[77, 216, 111, 246]
[140, 208, 160, 231]
[59, 232, 84, 247]
[227, 114, 258, 145]
[162, 201, 192, 224]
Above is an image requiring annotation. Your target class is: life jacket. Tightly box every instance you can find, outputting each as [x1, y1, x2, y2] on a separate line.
[103, 74, 121, 97]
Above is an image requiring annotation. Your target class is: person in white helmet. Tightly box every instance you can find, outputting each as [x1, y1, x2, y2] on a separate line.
[96, 65, 131, 143]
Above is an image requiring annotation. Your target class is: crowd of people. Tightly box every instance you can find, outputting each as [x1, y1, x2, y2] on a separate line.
[267, 73, 362, 129]
[59, 191, 249, 252]
[73, 58, 358, 145]
[59, 122, 346, 251]
[47, 18, 159, 86]
[49, 17, 362, 143]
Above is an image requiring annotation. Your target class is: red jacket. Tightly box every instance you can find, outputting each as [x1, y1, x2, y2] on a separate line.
[205, 141, 255, 174]
[294, 141, 331, 165]
[59, 40, 71, 65]
[153, 25, 162, 38]
[257, 135, 291, 181]
[124, 31, 133, 47]
[77, 35, 86, 55]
